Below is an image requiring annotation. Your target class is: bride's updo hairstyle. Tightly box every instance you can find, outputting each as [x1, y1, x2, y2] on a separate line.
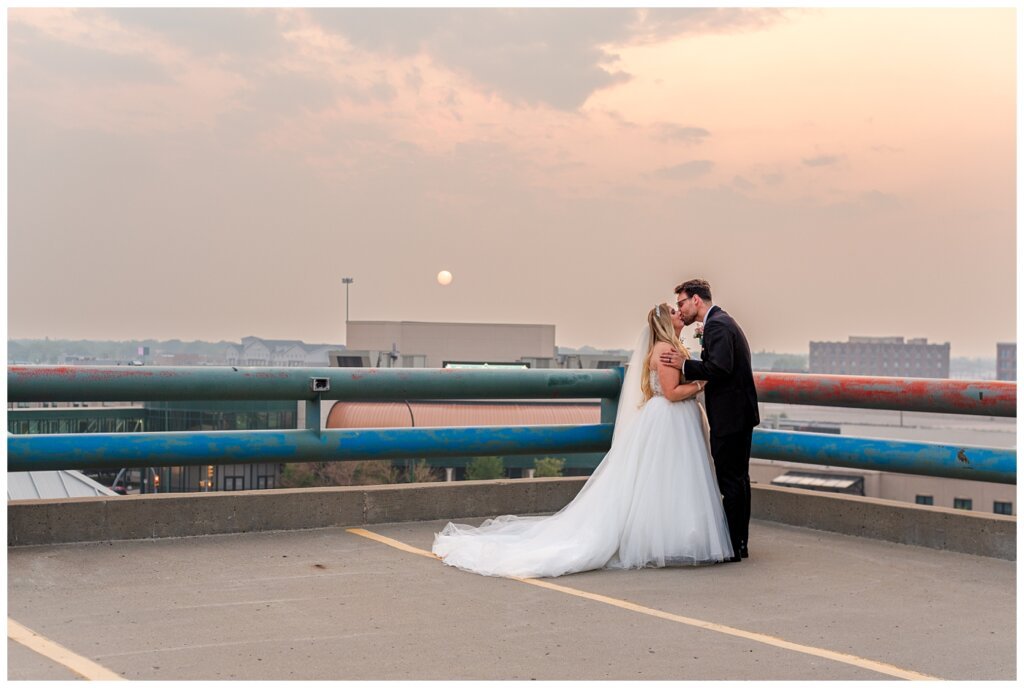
[641, 304, 690, 402]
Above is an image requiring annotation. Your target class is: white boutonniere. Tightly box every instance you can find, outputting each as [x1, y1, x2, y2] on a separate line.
[693, 323, 704, 343]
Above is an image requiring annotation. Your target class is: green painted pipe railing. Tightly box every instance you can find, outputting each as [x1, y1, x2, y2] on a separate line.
[6, 366, 622, 402]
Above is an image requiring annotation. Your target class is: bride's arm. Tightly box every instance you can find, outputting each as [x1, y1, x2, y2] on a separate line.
[655, 346, 705, 402]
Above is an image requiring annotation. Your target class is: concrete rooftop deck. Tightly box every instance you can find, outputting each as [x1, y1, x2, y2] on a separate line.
[7, 516, 1016, 681]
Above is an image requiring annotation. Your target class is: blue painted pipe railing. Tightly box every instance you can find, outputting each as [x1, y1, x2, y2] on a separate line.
[752, 430, 1014, 484]
[8, 425, 1014, 484]
[6, 425, 614, 472]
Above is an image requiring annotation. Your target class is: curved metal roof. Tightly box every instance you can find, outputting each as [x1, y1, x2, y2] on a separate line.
[326, 400, 600, 429]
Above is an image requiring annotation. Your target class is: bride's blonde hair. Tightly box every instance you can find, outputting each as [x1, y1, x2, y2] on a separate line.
[640, 304, 690, 402]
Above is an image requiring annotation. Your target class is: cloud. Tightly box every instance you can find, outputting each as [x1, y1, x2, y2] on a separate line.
[854, 190, 901, 211]
[9, 20, 170, 85]
[631, 8, 789, 42]
[11, 8, 788, 125]
[404, 67, 424, 93]
[240, 71, 342, 115]
[654, 160, 714, 179]
[103, 8, 289, 58]
[733, 176, 755, 191]
[308, 8, 786, 111]
[600, 110, 639, 130]
[802, 154, 842, 167]
[654, 123, 710, 143]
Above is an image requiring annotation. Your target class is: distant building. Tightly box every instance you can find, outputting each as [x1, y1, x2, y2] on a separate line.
[751, 351, 809, 374]
[809, 336, 950, 378]
[556, 352, 631, 369]
[59, 355, 142, 366]
[750, 459, 1014, 514]
[996, 343, 1016, 381]
[8, 401, 295, 494]
[333, 321, 629, 370]
[225, 336, 341, 367]
[323, 320, 628, 480]
[152, 353, 207, 366]
[336, 321, 556, 369]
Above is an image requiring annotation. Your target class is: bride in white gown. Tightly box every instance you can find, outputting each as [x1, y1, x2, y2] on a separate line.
[432, 304, 735, 578]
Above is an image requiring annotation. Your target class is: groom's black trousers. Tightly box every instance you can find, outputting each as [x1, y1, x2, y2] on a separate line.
[710, 428, 753, 552]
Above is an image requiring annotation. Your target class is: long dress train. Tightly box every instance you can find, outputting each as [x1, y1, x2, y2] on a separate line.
[431, 371, 734, 578]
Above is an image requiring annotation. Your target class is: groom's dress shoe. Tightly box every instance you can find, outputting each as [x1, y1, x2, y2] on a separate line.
[740, 545, 749, 559]
[723, 555, 742, 563]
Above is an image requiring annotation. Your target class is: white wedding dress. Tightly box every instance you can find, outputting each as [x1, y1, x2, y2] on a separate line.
[432, 330, 734, 578]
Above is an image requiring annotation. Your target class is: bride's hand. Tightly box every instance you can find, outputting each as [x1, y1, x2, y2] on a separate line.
[659, 349, 683, 369]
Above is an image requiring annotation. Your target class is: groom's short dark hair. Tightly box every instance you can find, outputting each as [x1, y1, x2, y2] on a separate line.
[675, 279, 712, 302]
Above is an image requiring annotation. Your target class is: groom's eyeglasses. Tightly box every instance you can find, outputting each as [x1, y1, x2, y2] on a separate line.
[676, 296, 692, 308]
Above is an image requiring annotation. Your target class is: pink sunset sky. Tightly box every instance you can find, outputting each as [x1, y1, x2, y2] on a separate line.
[6, 7, 1018, 357]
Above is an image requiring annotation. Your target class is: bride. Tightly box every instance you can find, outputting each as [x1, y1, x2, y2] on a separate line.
[431, 304, 735, 578]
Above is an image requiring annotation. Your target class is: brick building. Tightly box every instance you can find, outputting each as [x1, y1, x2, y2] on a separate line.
[809, 336, 950, 378]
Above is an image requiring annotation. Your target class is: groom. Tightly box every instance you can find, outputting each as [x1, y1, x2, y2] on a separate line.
[662, 278, 759, 562]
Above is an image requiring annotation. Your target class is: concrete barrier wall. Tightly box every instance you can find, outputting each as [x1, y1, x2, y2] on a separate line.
[6, 479, 582, 547]
[8, 479, 1015, 560]
[750, 483, 1016, 560]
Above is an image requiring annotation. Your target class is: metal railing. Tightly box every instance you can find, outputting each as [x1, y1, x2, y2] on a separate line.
[6, 365, 1017, 484]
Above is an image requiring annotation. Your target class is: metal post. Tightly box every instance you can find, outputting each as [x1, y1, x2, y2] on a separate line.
[404, 400, 415, 482]
[305, 397, 321, 436]
[342, 277, 354, 326]
[601, 366, 626, 424]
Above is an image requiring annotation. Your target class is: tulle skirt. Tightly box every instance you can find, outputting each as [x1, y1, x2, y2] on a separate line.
[431, 397, 734, 578]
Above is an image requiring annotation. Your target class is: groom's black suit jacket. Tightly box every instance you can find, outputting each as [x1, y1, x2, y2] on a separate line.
[682, 305, 760, 437]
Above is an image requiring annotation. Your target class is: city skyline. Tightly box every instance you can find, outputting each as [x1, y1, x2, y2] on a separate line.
[7, 7, 1017, 357]
[6, 330, 1008, 364]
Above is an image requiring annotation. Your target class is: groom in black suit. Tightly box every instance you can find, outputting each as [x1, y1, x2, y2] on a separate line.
[661, 278, 759, 562]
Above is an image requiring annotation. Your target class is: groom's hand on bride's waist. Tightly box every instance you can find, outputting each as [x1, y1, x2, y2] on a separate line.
[659, 350, 683, 369]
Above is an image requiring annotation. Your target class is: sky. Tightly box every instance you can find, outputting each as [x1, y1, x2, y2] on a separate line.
[5, 7, 1018, 356]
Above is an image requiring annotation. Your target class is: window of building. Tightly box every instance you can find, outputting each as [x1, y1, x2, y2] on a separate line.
[993, 501, 1013, 515]
[953, 498, 973, 510]
[915, 495, 934, 506]
[222, 464, 245, 491]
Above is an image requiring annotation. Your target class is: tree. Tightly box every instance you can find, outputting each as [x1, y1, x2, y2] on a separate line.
[279, 460, 399, 488]
[353, 460, 399, 485]
[533, 457, 565, 478]
[280, 463, 317, 488]
[406, 459, 442, 483]
[466, 456, 505, 481]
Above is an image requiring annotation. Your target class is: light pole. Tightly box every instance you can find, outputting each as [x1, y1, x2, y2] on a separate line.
[342, 277, 354, 339]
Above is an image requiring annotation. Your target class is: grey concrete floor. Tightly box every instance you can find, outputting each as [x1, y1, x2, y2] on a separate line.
[7, 518, 1015, 681]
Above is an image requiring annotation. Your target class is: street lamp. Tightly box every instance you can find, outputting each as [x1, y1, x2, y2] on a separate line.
[342, 277, 354, 323]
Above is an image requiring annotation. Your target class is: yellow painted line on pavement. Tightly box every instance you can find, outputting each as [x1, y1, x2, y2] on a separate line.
[347, 527, 939, 681]
[8, 618, 124, 680]
[350, 527, 441, 559]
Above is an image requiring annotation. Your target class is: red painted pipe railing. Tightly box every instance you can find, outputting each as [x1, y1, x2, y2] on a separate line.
[755, 373, 1015, 417]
